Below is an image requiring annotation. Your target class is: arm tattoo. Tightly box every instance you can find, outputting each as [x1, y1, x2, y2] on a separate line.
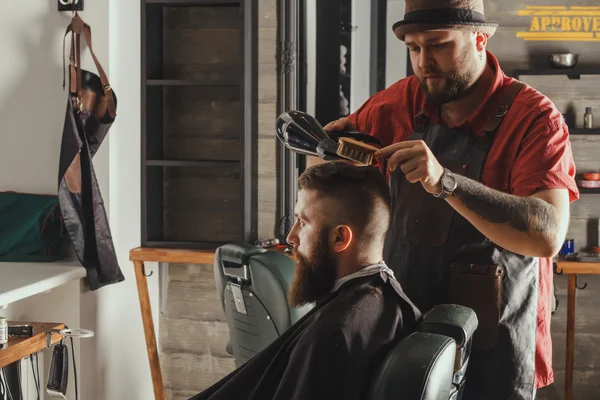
[453, 175, 559, 235]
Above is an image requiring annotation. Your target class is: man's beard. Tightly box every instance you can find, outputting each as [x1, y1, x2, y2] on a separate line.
[288, 230, 338, 308]
[420, 69, 473, 105]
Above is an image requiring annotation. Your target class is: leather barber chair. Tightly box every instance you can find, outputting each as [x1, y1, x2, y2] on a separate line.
[213, 243, 313, 367]
[369, 304, 478, 400]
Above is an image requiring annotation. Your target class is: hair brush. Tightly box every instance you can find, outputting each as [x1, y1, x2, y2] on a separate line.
[335, 137, 378, 165]
[275, 110, 385, 167]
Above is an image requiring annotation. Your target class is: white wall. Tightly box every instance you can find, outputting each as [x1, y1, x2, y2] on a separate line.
[107, 0, 161, 399]
[350, 0, 372, 113]
[0, 0, 109, 194]
[386, 0, 407, 87]
[0, 1, 158, 399]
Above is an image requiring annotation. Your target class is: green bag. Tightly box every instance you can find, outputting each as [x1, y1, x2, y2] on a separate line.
[0, 191, 67, 262]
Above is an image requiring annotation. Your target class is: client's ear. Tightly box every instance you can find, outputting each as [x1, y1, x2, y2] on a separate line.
[331, 225, 353, 253]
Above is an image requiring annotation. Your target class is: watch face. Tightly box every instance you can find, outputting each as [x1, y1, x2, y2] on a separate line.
[442, 170, 456, 191]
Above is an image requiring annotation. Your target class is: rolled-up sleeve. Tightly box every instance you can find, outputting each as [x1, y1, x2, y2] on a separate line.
[510, 110, 579, 202]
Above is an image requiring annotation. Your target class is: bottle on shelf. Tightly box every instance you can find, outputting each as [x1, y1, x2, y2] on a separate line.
[584, 107, 593, 129]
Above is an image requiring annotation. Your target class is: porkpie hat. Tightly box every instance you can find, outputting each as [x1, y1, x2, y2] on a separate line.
[392, 0, 498, 41]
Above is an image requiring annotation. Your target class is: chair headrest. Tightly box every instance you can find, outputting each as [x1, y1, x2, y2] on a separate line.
[216, 243, 267, 281]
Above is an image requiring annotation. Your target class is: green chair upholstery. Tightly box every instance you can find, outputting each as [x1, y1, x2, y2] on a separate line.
[213, 243, 313, 367]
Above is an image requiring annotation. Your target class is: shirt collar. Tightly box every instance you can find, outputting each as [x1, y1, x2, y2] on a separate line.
[415, 51, 507, 135]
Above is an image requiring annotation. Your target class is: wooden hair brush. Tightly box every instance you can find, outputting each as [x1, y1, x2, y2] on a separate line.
[336, 137, 379, 166]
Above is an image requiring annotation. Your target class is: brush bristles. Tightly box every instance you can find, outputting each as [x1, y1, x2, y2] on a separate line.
[336, 137, 378, 166]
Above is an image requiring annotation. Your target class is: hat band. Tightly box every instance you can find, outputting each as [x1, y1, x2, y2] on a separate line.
[400, 8, 488, 25]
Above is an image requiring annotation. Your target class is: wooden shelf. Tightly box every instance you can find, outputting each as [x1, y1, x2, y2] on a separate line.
[514, 68, 600, 80]
[0, 322, 65, 368]
[555, 261, 600, 275]
[129, 245, 290, 264]
[145, 0, 240, 5]
[570, 128, 600, 135]
[146, 79, 239, 87]
[578, 187, 600, 194]
[141, 0, 258, 249]
[146, 159, 240, 168]
[142, 241, 232, 250]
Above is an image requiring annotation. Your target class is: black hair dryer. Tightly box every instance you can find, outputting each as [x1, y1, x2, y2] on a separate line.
[275, 110, 382, 161]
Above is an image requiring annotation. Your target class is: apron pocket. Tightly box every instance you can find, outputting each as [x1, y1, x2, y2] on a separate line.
[447, 263, 505, 351]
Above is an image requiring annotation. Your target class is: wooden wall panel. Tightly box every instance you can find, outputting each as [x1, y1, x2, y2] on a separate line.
[162, 6, 242, 81]
[486, 0, 600, 72]
[162, 167, 243, 242]
[162, 86, 242, 161]
[257, 0, 278, 240]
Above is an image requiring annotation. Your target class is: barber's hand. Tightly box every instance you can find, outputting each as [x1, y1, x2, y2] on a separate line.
[319, 118, 364, 167]
[375, 140, 444, 195]
[323, 117, 355, 131]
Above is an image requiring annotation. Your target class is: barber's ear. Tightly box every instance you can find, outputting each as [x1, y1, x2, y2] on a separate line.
[331, 225, 353, 252]
[474, 32, 487, 52]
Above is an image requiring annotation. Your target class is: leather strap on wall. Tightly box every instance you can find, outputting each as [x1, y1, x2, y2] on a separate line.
[62, 12, 116, 118]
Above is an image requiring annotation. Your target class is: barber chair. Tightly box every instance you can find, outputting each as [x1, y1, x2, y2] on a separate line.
[213, 243, 313, 367]
[369, 304, 478, 400]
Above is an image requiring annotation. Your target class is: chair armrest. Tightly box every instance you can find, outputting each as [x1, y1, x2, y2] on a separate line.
[417, 304, 478, 348]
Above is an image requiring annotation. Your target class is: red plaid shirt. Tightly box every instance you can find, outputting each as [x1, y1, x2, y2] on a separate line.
[347, 51, 579, 389]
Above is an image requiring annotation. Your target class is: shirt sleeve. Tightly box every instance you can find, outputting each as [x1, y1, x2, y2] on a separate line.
[346, 91, 384, 137]
[510, 108, 579, 202]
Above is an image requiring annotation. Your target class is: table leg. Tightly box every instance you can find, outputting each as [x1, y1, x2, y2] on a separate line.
[134, 260, 165, 400]
[565, 274, 577, 400]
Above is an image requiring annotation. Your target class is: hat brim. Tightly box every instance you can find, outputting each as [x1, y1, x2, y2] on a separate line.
[393, 21, 498, 41]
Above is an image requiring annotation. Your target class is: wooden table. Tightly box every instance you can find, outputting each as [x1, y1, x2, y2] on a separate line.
[554, 261, 600, 400]
[0, 322, 65, 368]
[129, 247, 217, 400]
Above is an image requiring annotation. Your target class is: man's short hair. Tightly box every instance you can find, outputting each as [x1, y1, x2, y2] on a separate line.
[298, 162, 391, 245]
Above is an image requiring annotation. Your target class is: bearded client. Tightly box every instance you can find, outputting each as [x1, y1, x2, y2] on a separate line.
[311, 1, 579, 400]
[190, 162, 421, 400]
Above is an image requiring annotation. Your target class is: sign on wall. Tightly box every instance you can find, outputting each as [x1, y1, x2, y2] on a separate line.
[517, 6, 600, 41]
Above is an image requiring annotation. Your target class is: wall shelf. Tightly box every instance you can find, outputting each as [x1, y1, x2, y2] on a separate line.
[146, 79, 239, 87]
[569, 128, 600, 135]
[514, 68, 600, 80]
[144, 0, 240, 5]
[145, 159, 240, 168]
[141, 0, 258, 248]
[578, 187, 600, 194]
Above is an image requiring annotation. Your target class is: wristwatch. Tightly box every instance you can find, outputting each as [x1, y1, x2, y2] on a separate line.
[434, 168, 457, 199]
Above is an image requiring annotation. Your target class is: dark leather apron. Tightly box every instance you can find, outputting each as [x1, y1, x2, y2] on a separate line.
[384, 81, 539, 400]
[58, 13, 125, 290]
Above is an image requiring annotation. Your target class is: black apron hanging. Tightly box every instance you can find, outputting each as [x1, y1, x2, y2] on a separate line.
[57, 12, 125, 290]
[384, 81, 539, 400]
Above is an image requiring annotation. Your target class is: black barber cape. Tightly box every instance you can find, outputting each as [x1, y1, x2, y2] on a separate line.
[191, 271, 421, 400]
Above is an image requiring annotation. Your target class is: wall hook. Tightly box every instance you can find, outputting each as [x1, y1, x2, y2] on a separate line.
[142, 264, 154, 277]
[553, 262, 563, 275]
[58, 0, 84, 11]
[576, 276, 588, 290]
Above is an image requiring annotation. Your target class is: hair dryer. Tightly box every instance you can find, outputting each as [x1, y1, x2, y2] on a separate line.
[275, 110, 383, 162]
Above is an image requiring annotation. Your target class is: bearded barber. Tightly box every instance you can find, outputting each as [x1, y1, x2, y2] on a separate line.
[308, 1, 579, 399]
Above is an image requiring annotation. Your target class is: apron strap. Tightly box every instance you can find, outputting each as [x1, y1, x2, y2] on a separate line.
[482, 81, 525, 134]
[62, 12, 117, 118]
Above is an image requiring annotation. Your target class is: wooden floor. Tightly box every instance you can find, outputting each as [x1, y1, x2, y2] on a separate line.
[537, 274, 600, 400]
